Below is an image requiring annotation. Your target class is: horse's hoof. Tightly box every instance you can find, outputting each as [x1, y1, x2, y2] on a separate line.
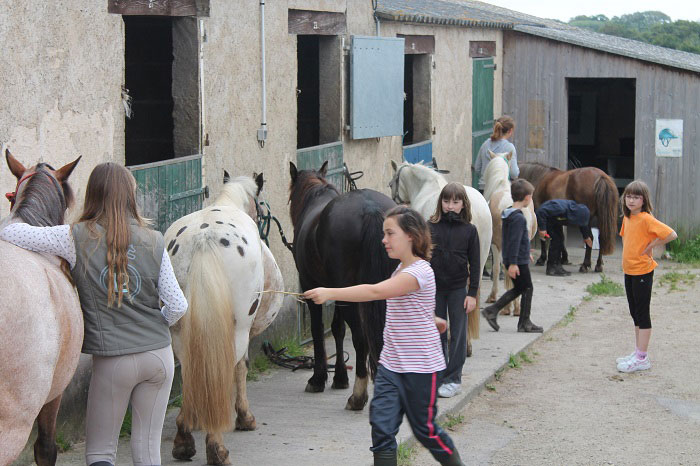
[345, 393, 368, 411]
[305, 382, 325, 393]
[535, 258, 546, 266]
[235, 413, 257, 431]
[579, 265, 590, 273]
[466, 341, 472, 358]
[205, 441, 230, 465]
[172, 434, 197, 460]
[594, 265, 604, 273]
[513, 308, 521, 317]
[485, 295, 496, 304]
[331, 380, 349, 389]
[499, 307, 510, 316]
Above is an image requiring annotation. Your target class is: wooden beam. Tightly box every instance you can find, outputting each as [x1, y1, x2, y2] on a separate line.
[397, 35, 435, 55]
[288, 9, 347, 35]
[108, 0, 210, 17]
[469, 41, 496, 58]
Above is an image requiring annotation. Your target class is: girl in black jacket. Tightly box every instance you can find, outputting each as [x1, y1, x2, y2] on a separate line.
[429, 183, 480, 398]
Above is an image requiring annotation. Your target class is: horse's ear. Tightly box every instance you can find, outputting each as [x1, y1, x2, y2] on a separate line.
[289, 162, 298, 182]
[54, 156, 81, 182]
[254, 172, 264, 196]
[391, 160, 398, 172]
[223, 170, 231, 184]
[488, 150, 497, 160]
[5, 149, 26, 179]
[318, 160, 329, 178]
[506, 151, 513, 161]
[431, 157, 438, 169]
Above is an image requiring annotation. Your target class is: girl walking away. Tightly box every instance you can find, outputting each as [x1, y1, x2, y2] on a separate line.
[429, 183, 480, 399]
[1, 163, 188, 466]
[616, 180, 676, 373]
[305, 206, 465, 466]
[481, 179, 543, 333]
[473, 115, 520, 194]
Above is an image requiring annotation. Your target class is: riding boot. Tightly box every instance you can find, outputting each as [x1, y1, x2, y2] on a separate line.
[481, 288, 518, 332]
[546, 261, 571, 276]
[373, 449, 397, 466]
[440, 448, 466, 466]
[517, 288, 543, 333]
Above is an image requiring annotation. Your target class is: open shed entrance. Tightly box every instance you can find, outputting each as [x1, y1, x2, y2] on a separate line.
[567, 78, 636, 191]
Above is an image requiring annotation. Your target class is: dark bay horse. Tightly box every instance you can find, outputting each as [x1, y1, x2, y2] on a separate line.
[289, 161, 397, 410]
[519, 162, 619, 272]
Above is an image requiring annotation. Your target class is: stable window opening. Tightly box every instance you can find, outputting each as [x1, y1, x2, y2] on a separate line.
[402, 53, 431, 146]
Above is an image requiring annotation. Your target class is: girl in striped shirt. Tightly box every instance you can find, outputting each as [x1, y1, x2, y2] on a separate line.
[305, 206, 465, 466]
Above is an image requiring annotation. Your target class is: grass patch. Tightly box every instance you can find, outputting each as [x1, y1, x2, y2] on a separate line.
[56, 431, 72, 453]
[518, 351, 533, 364]
[582, 295, 593, 302]
[668, 235, 700, 264]
[486, 384, 496, 392]
[120, 407, 132, 438]
[494, 368, 505, 381]
[561, 305, 577, 326]
[658, 271, 696, 292]
[585, 274, 624, 297]
[443, 413, 465, 430]
[169, 394, 182, 408]
[507, 353, 521, 369]
[270, 337, 307, 358]
[397, 443, 416, 466]
[247, 353, 273, 381]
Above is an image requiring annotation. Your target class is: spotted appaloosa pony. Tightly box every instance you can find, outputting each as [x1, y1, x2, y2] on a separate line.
[518, 162, 619, 272]
[164, 172, 283, 465]
[483, 152, 537, 316]
[289, 161, 397, 410]
[388, 160, 492, 346]
[0, 150, 82, 466]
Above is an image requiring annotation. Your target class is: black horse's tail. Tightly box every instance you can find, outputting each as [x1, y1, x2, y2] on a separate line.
[358, 205, 394, 380]
[594, 174, 619, 255]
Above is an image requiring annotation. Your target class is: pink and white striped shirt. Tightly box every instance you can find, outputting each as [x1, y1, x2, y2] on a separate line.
[379, 259, 446, 373]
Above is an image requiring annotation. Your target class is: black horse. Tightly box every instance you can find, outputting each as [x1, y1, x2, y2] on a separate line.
[289, 161, 397, 410]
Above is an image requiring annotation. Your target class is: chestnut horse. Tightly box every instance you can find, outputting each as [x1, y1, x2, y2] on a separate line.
[289, 161, 397, 410]
[0, 150, 82, 466]
[519, 162, 619, 272]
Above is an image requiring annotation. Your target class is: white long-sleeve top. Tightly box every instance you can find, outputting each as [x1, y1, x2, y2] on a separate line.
[0, 222, 187, 326]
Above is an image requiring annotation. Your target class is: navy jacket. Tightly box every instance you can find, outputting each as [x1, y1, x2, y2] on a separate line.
[429, 215, 481, 295]
[535, 200, 593, 240]
[502, 208, 530, 266]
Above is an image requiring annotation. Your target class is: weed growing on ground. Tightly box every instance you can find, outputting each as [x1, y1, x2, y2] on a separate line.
[561, 305, 577, 326]
[658, 271, 696, 292]
[668, 235, 700, 264]
[169, 394, 183, 408]
[486, 384, 496, 391]
[443, 414, 465, 430]
[507, 353, 521, 369]
[56, 431, 72, 452]
[494, 368, 505, 381]
[120, 407, 132, 437]
[397, 443, 416, 466]
[518, 351, 533, 364]
[270, 337, 307, 357]
[585, 274, 625, 297]
[582, 295, 593, 302]
[247, 353, 273, 381]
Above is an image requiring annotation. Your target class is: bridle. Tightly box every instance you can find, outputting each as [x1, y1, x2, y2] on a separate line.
[5, 171, 37, 211]
[388, 164, 409, 205]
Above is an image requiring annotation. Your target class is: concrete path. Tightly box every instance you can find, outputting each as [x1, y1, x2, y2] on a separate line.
[55, 238, 613, 466]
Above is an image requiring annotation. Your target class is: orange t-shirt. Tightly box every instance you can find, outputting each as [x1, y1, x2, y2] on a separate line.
[620, 212, 674, 275]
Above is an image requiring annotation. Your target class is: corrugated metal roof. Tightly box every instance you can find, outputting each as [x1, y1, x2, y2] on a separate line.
[376, 0, 700, 74]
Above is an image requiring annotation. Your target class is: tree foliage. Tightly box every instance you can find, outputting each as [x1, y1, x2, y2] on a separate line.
[569, 11, 700, 54]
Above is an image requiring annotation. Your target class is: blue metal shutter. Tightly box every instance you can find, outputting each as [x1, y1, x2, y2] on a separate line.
[350, 36, 404, 139]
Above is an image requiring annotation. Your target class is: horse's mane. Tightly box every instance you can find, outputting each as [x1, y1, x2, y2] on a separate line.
[518, 162, 560, 188]
[14, 163, 73, 227]
[216, 176, 257, 211]
[483, 157, 510, 202]
[289, 171, 338, 227]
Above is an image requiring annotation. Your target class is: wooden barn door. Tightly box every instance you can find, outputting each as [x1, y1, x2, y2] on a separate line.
[471, 57, 495, 187]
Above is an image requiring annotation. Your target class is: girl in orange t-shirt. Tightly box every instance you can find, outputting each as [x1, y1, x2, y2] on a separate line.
[617, 180, 677, 373]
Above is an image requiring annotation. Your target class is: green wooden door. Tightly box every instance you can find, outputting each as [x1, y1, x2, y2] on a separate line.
[296, 142, 344, 343]
[472, 58, 495, 188]
[129, 154, 205, 233]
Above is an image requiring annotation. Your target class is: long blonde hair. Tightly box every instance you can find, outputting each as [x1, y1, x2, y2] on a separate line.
[78, 163, 147, 307]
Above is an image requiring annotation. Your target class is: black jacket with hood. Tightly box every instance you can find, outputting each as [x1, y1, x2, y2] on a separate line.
[429, 212, 481, 295]
[502, 207, 531, 266]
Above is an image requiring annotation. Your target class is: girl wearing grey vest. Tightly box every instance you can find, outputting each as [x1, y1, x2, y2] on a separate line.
[1, 163, 187, 466]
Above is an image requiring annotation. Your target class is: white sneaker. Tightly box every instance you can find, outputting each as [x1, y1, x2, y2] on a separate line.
[617, 356, 651, 373]
[616, 351, 637, 364]
[438, 382, 462, 398]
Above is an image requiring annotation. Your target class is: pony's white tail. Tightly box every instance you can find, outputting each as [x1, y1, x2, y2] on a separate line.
[180, 236, 236, 432]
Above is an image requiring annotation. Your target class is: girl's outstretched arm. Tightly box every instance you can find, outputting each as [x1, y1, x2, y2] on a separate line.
[304, 272, 419, 305]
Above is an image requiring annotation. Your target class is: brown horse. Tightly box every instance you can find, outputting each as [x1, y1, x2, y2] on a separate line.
[0, 150, 82, 466]
[518, 162, 619, 272]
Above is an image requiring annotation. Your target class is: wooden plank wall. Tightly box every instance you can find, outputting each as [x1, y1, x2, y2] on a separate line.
[503, 31, 700, 231]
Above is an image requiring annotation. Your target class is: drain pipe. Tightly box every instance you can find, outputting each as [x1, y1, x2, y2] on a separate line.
[257, 0, 268, 148]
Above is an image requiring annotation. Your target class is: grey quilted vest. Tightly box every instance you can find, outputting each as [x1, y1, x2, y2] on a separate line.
[71, 220, 171, 356]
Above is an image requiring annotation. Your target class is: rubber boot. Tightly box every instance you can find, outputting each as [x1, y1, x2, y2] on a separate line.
[440, 448, 466, 466]
[517, 288, 543, 333]
[546, 261, 571, 276]
[373, 449, 397, 466]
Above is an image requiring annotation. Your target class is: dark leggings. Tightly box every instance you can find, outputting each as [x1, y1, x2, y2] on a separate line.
[435, 288, 468, 385]
[625, 271, 654, 329]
